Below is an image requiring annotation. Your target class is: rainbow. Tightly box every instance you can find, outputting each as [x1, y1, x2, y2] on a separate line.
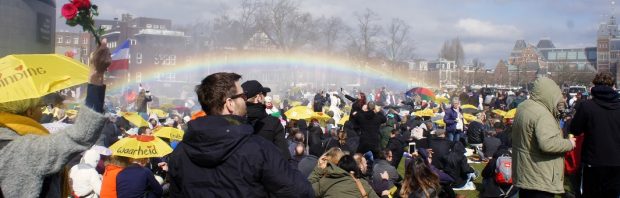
[107, 52, 429, 94]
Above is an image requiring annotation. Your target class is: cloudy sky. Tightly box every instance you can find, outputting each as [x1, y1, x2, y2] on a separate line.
[57, 0, 615, 67]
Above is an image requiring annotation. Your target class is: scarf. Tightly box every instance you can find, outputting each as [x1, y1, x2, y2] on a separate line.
[0, 112, 49, 136]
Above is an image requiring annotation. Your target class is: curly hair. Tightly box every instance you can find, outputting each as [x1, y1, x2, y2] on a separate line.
[592, 72, 615, 86]
[195, 72, 242, 115]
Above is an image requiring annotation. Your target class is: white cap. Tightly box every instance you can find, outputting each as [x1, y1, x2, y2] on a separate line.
[265, 96, 273, 103]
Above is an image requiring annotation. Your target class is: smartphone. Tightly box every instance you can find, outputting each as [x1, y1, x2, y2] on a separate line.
[408, 142, 417, 153]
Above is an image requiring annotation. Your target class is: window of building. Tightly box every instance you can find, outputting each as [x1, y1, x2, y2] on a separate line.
[130, 39, 137, 45]
[83, 38, 88, 44]
[166, 73, 176, 81]
[135, 72, 142, 83]
[163, 55, 170, 65]
[153, 25, 159, 29]
[136, 53, 142, 64]
[66, 37, 71, 44]
[170, 55, 176, 65]
[57, 36, 63, 44]
[74, 37, 79, 44]
[146, 24, 152, 28]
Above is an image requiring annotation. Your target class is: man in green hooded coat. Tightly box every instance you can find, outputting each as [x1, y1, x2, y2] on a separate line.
[512, 77, 576, 197]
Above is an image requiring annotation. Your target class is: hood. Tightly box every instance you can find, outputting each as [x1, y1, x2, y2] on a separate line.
[591, 85, 620, 110]
[323, 163, 350, 178]
[418, 148, 431, 165]
[246, 102, 268, 121]
[81, 149, 100, 167]
[529, 77, 562, 116]
[182, 115, 253, 167]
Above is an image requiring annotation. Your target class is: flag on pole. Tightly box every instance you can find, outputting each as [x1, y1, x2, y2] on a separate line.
[109, 40, 130, 71]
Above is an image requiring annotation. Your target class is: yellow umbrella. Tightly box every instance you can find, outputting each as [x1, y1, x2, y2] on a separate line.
[492, 109, 507, 117]
[463, 113, 477, 122]
[434, 119, 445, 127]
[461, 104, 478, 110]
[109, 135, 173, 159]
[0, 54, 89, 103]
[434, 96, 450, 104]
[414, 109, 434, 117]
[285, 106, 314, 120]
[338, 115, 350, 125]
[122, 112, 150, 127]
[504, 109, 517, 119]
[310, 112, 331, 122]
[153, 127, 184, 141]
[149, 109, 168, 118]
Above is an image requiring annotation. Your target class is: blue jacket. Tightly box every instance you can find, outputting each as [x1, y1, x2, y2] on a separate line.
[116, 164, 163, 198]
[168, 115, 314, 198]
[443, 107, 464, 133]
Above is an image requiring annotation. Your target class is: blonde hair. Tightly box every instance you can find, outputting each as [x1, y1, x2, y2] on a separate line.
[0, 98, 42, 114]
[323, 147, 345, 165]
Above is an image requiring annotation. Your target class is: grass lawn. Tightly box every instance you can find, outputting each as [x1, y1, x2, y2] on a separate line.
[396, 157, 487, 198]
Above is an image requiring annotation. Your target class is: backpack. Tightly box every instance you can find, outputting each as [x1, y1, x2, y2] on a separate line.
[495, 155, 513, 185]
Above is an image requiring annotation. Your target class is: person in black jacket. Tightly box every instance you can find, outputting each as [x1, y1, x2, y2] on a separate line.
[440, 141, 475, 189]
[313, 91, 326, 112]
[242, 80, 290, 161]
[420, 129, 452, 169]
[570, 72, 620, 198]
[467, 120, 486, 160]
[387, 129, 407, 167]
[168, 73, 313, 197]
[353, 101, 387, 157]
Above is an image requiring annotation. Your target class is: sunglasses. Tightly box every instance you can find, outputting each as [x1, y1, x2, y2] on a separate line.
[229, 92, 248, 101]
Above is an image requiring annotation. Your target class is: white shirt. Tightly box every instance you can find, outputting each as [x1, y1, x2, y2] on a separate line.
[455, 108, 464, 131]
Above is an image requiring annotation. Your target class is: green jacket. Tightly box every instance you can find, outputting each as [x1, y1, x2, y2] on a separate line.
[308, 163, 379, 198]
[511, 77, 573, 194]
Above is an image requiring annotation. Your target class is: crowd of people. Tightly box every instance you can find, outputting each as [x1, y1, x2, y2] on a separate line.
[0, 43, 619, 198]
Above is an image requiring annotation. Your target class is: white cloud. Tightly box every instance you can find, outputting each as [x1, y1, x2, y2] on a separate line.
[456, 18, 522, 39]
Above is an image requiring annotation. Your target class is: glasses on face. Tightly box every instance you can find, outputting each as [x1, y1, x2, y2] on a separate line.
[229, 92, 248, 101]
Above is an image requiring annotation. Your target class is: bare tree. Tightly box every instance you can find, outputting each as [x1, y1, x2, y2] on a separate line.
[439, 37, 465, 66]
[355, 8, 382, 59]
[472, 58, 485, 68]
[385, 18, 414, 61]
[317, 16, 348, 53]
[237, 0, 260, 49]
[254, 0, 317, 51]
[210, 14, 244, 50]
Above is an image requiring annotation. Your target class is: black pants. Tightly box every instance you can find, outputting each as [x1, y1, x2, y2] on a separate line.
[519, 189, 554, 198]
[582, 165, 620, 198]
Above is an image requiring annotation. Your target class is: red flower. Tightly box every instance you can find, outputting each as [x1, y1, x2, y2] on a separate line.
[61, 3, 78, 20]
[71, 0, 91, 10]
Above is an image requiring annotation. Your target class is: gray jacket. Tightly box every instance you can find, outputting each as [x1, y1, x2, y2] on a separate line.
[372, 159, 400, 190]
[0, 106, 106, 198]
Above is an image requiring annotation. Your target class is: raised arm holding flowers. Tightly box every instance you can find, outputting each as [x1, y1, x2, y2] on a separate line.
[0, 39, 111, 197]
[61, 0, 104, 45]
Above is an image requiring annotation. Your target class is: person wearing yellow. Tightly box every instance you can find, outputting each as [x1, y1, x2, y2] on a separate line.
[0, 43, 111, 198]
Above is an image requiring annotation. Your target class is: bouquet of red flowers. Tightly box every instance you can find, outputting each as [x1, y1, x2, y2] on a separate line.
[61, 0, 104, 45]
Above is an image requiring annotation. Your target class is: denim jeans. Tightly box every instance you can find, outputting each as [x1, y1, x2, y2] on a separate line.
[447, 130, 463, 142]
